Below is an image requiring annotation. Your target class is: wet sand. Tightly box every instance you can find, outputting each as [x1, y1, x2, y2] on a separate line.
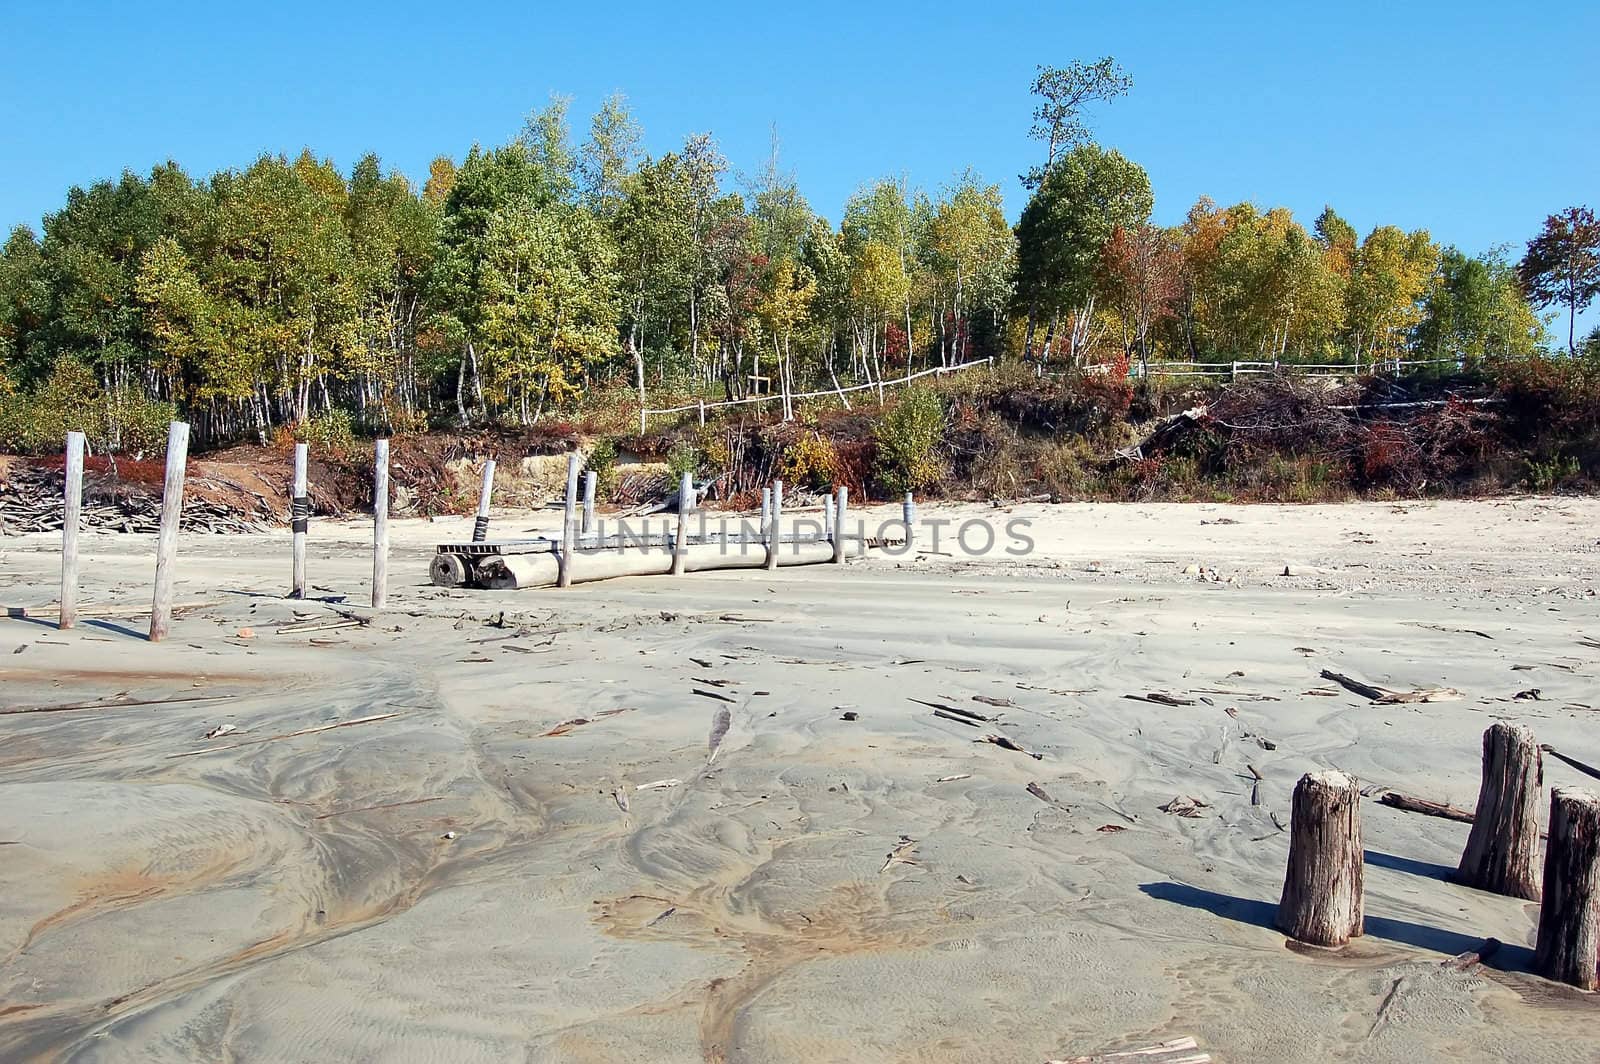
[1, 497, 1598, 1062]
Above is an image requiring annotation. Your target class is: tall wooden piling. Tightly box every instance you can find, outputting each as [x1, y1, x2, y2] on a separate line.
[371, 439, 390, 609]
[671, 472, 693, 576]
[582, 470, 597, 534]
[557, 452, 580, 588]
[1534, 788, 1600, 989]
[760, 487, 772, 533]
[1457, 722, 1543, 899]
[832, 486, 848, 564]
[472, 458, 496, 543]
[902, 491, 915, 546]
[290, 442, 309, 597]
[1276, 770, 1364, 947]
[60, 431, 85, 629]
[824, 495, 835, 537]
[149, 421, 190, 642]
[765, 480, 783, 570]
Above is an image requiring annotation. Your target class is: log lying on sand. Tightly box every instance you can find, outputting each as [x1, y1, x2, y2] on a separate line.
[1458, 723, 1543, 900]
[1048, 1035, 1211, 1063]
[1278, 770, 1364, 947]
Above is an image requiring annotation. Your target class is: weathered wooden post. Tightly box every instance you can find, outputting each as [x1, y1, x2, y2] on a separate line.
[1457, 722, 1543, 899]
[902, 490, 915, 547]
[60, 431, 85, 629]
[471, 458, 495, 543]
[582, 470, 597, 535]
[760, 487, 771, 533]
[1534, 788, 1600, 989]
[671, 472, 693, 576]
[1276, 770, 1364, 947]
[290, 442, 309, 597]
[556, 452, 580, 588]
[832, 486, 848, 564]
[765, 480, 783, 570]
[148, 421, 190, 642]
[371, 438, 390, 610]
[823, 495, 835, 537]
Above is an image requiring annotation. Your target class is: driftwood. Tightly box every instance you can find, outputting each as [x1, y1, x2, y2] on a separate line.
[911, 697, 996, 724]
[542, 708, 632, 737]
[1378, 791, 1475, 824]
[5, 600, 218, 621]
[976, 733, 1043, 759]
[167, 712, 400, 758]
[1320, 669, 1460, 704]
[1278, 770, 1364, 947]
[1444, 937, 1502, 971]
[1047, 1035, 1210, 1063]
[1124, 693, 1196, 707]
[2, 693, 230, 716]
[1534, 788, 1600, 990]
[1458, 723, 1543, 899]
[1542, 744, 1600, 783]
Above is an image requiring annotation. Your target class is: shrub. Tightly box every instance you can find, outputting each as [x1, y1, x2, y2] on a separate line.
[666, 439, 700, 479]
[779, 430, 840, 490]
[584, 437, 619, 495]
[874, 387, 947, 493]
[0, 358, 176, 456]
[300, 408, 357, 455]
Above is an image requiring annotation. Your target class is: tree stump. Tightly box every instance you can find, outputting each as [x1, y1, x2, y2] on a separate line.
[1533, 788, 1600, 989]
[1457, 722, 1543, 899]
[1277, 770, 1364, 946]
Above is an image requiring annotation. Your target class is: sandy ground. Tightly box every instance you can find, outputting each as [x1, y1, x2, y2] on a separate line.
[1, 497, 1598, 1063]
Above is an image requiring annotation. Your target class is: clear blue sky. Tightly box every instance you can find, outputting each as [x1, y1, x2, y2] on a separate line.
[4, 1, 1596, 332]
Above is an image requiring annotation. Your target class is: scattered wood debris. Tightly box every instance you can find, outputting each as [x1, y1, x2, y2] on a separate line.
[839, 710, 859, 721]
[1444, 937, 1502, 971]
[693, 687, 737, 704]
[880, 835, 918, 873]
[612, 789, 631, 814]
[1125, 693, 1195, 707]
[1320, 669, 1461, 704]
[543, 708, 633, 737]
[168, 712, 399, 758]
[1096, 824, 1127, 833]
[1404, 622, 1493, 640]
[1026, 782, 1063, 807]
[976, 733, 1043, 759]
[636, 778, 683, 791]
[276, 617, 366, 636]
[935, 773, 971, 783]
[1047, 1034, 1210, 1063]
[1159, 796, 1209, 818]
[973, 695, 1018, 708]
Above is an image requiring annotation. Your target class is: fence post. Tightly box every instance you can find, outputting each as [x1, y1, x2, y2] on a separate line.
[149, 421, 190, 642]
[60, 431, 85, 629]
[582, 470, 597, 535]
[698, 399, 705, 427]
[823, 495, 835, 537]
[1457, 723, 1543, 900]
[902, 491, 915, 548]
[371, 439, 390, 610]
[832, 486, 848, 564]
[1276, 770, 1364, 946]
[1534, 788, 1600, 989]
[760, 487, 772, 536]
[471, 458, 495, 543]
[291, 442, 309, 596]
[671, 472, 693, 576]
[557, 453, 580, 588]
[765, 480, 783, 570]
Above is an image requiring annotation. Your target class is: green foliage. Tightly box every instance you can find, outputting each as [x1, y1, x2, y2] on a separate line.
[1525, 455, 1581, 492]
[874, 387, 947, 492]
[584, 436, 618, 494]
[779, 430, 839, 490]
[0, 357, 175, 454]
[299, 408, 357, 455]
[666, 439, 700, 478]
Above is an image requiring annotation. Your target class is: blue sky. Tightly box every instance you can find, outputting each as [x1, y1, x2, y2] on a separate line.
[4, 1, 1596, 332]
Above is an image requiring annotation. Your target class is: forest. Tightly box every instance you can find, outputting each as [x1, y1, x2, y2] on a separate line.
[0, 59, 1595, 456]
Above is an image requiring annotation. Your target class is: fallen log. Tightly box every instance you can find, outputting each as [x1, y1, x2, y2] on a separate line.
[1048, 1035, 1210, 1063]
[1378, 791, 1475, 824]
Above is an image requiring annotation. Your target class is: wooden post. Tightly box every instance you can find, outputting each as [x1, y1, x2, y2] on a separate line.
[471, 458, 495, 543]
[671, 472, 693, 576]
[824, 495, 835, 537]
[290, 442, 309, 597]
[1276, 770, 1364, 947]
[60, 431, 85, 629]
[832, 486, 848, 564]
[582, 470, 597, 535]
[1534, 788, 1600, 989]
[902, 490, 915, 547]
[760, 487, 771, 532]
[557, 452, 580, 588]
[765, 480, 783, 570]
[1457, 722, 1543, 900]
[148, 421, 190, 642]
[371, 439, 390, 610]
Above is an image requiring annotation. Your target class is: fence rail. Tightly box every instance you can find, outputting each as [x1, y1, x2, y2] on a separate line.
[1086, 357, 1465, 380]
[639, 358, 994, 430]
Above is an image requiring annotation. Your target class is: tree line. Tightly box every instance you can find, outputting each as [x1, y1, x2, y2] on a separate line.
[0, 60, 1593, 447]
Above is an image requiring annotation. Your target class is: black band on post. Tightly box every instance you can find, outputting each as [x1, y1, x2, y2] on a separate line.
[472, 515, 490, 542]
[291, 496, 310, 534]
